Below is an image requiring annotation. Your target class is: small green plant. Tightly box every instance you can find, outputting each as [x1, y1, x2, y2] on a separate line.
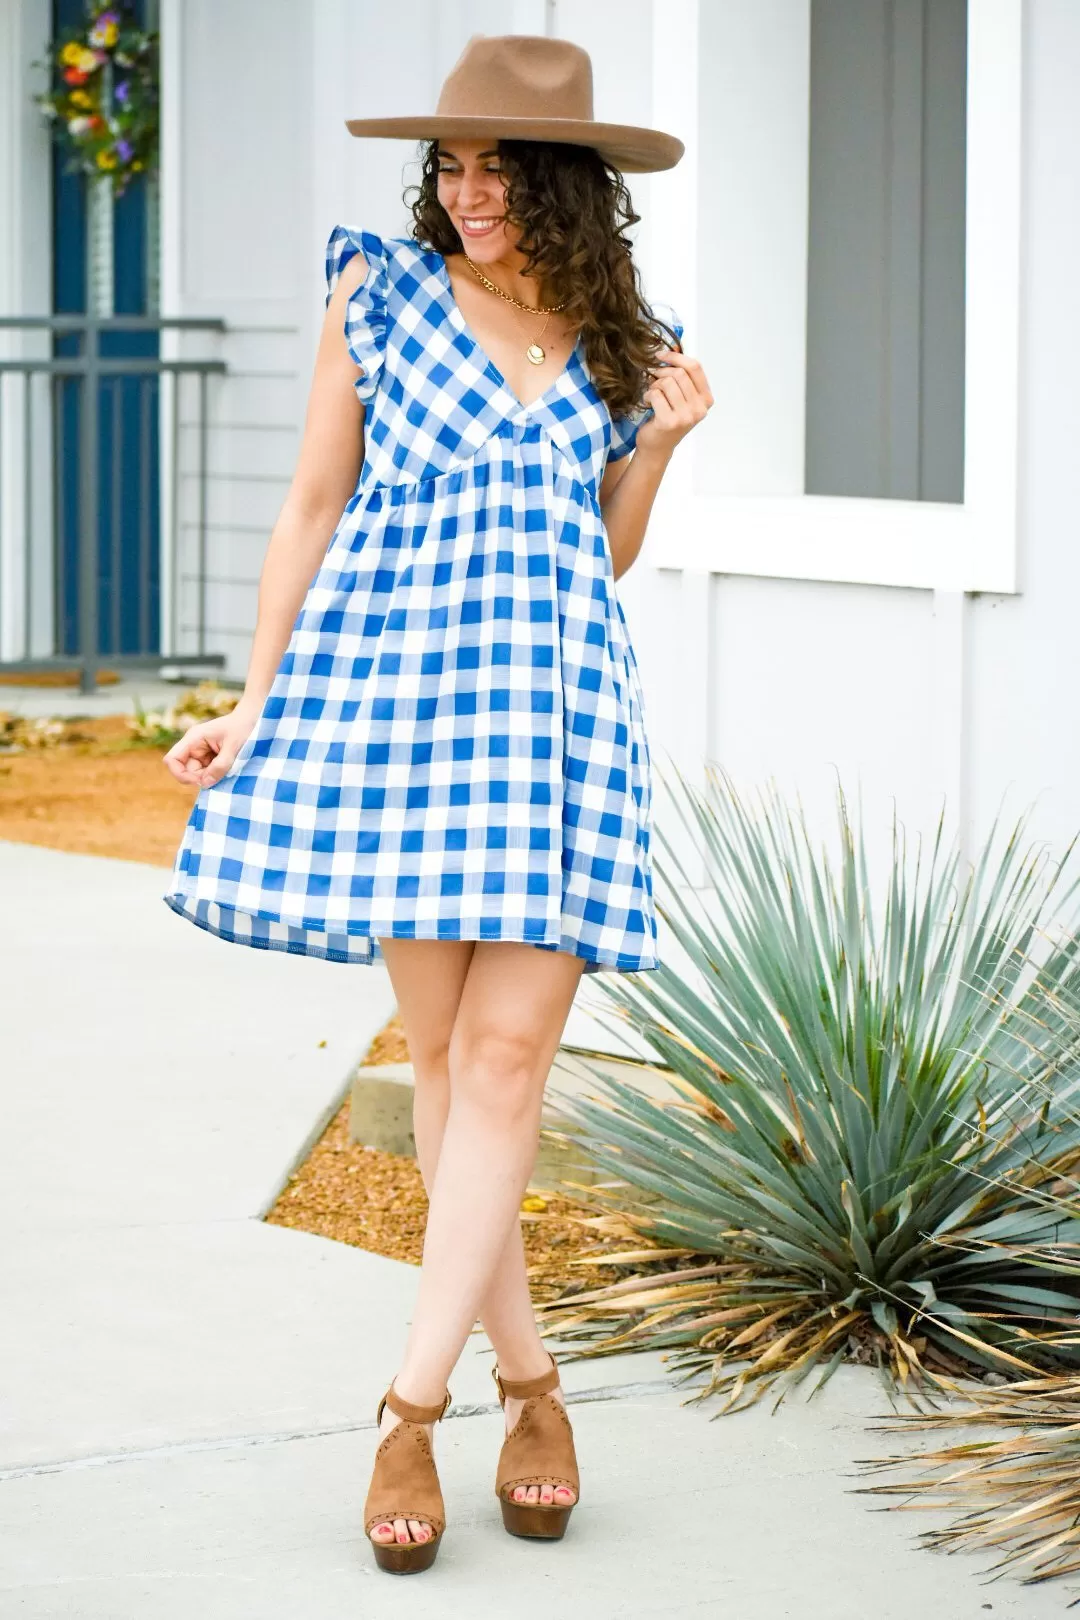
[539, 769, 1080, 1410]
[0, 713, 73, 752]
[127, 682, 240, 748]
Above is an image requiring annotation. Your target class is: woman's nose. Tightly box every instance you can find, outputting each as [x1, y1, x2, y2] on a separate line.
[459, 190, 493, 209]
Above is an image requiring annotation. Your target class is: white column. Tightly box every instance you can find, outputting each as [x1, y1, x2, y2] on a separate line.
[158, 0, 183, 654]
[0, 0, 53, 661]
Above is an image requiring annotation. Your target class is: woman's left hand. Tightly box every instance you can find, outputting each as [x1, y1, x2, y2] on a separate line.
[635, 348, 714, 458]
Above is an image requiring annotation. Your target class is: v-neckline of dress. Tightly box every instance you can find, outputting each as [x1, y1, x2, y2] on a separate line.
[434, 252, 582, 416]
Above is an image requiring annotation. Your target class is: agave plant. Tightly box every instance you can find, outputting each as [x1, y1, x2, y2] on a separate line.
[539, 768, 1080, 1410]
[859, 1376, 1080, 1584]
[858, 951, 1080, 1585]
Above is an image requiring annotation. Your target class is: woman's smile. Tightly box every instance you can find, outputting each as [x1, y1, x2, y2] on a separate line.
[459, 215, 505, 237]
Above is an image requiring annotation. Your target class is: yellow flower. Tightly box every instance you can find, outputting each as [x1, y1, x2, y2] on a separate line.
[60, 42, 82, 66]
[70, 90, 93, 109]
[131, 159, 143, 171]
[75, 46, 99, 73]
[95, 148, 117, 169]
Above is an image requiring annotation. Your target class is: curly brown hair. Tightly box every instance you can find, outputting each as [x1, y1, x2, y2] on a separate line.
[403, 138, 680, 421]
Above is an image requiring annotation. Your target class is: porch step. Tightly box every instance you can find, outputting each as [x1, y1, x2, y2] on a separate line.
[348, 1047, 675, 1191]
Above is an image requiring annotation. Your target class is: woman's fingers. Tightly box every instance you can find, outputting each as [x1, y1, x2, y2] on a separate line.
[162, 754, 202, 785]
[653, 349, 715, 409]
[200, 747, 237, 788]
[649, 366, 697, 409]
[163, 725, 221, 786]
[163, 751, 209, 785]
[645, 372, 705, 428]
[643, 382, 682, 429]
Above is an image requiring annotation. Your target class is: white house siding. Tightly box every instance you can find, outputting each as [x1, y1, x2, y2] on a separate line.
[160, 0, 1080, 883]
[162, 0, 317, 671]
[964, 0, 1080, 860]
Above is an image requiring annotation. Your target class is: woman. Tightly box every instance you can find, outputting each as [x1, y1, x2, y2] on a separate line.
[162, 34, 711, 1574]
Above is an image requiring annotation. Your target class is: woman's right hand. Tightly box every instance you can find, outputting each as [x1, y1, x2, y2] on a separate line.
[163, 706, 257, 790]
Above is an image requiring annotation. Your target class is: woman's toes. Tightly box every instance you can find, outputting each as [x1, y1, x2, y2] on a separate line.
[525, 1484, 540, 1504]
[407, 1519, 429, 1543]
[513, 1485, 528, 1502]
[371, 1522, 395, 1542]
[539, 1484, 554, 1505]
[554, 1486, 576, 1505]
[393, 1517, 410, 1544]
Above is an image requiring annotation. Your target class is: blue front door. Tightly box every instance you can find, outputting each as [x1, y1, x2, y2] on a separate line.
[53, 0, 160, 658]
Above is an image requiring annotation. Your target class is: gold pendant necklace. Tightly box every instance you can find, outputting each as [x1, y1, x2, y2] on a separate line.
[523, 313, 554, 366]
[463, 255, 565, 365]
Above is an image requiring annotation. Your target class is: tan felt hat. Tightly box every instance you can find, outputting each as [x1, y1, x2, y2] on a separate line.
[344, 33, 684, 175]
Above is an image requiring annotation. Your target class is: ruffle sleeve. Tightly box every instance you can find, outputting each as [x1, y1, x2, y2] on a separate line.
[324, 223, 390, 407]
[608, 301, 686, 463]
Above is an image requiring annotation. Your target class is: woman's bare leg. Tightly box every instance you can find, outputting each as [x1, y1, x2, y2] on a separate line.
[381, 940, 557, 1370]
[367, 938, 584, 1546]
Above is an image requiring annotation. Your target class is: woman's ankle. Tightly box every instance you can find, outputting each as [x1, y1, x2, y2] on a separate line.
[389, 1368, 451, 1411]
[492, 1344, 556, 1384]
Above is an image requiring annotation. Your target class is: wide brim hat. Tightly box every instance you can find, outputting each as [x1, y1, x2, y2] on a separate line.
[344, 34, 684, 175]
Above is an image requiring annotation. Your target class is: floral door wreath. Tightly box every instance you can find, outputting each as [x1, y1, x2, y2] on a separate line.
[34, 4, 159, 195]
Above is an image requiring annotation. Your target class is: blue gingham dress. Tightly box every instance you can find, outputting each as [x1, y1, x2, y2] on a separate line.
[163, 225, 683, 973]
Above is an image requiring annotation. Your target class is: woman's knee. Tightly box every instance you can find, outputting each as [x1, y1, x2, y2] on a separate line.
[447, 1024, 546, 1123]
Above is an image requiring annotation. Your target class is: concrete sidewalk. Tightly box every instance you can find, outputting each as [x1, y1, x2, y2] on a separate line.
[0, 842, 1065, 1617]
[0, 676, 224, 721]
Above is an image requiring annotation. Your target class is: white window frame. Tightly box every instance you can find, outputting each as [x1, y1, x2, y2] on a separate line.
[643, 0, 1023, 595]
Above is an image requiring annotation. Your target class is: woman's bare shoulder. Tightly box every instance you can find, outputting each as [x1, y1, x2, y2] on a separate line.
[329, 247, 370, 303]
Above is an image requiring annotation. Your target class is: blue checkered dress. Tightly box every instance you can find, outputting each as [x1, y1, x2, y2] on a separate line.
[163, 224, 683, 973]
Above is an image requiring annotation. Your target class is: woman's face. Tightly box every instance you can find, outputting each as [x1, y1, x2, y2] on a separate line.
[435, 139, 517, 262]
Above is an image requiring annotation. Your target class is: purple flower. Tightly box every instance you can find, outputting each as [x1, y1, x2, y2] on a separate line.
[114, 79, 129, 103]
[116, 137, 133, 161]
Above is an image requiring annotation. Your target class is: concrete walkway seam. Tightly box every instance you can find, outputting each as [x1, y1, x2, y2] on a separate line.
[0, 1377, 677, 1484]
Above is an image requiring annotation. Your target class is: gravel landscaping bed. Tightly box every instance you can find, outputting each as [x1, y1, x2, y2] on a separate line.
[266, 1014, 627, 1303]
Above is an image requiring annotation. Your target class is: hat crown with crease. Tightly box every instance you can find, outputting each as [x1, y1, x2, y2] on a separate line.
[436, 34, 593, 121]
[344, 34, 684, 175]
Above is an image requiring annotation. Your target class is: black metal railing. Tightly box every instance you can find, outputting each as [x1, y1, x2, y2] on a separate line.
[0, 314, 227, 693]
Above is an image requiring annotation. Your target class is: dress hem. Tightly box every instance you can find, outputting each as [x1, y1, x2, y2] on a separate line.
[161, 890, 660, 976]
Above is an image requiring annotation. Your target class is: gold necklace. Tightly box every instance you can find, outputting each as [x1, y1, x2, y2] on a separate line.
[462, 255, 566, 365]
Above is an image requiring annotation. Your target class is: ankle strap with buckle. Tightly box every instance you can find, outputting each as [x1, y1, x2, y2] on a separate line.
[378, 1381, 452, 1426]
[491, 1350, 559, 1404]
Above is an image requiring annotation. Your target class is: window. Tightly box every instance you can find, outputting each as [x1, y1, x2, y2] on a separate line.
[644, 0, 1022, 593]
[805, 0, 967, 504]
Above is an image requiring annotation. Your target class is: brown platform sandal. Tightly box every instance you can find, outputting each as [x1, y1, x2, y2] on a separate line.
[364, 1381, 451, 1574]
[493, 1350, 579, 1540]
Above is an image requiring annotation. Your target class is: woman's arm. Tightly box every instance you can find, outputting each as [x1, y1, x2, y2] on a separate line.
[163, 252, 371, 787]
[599, 347, 713, 581]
